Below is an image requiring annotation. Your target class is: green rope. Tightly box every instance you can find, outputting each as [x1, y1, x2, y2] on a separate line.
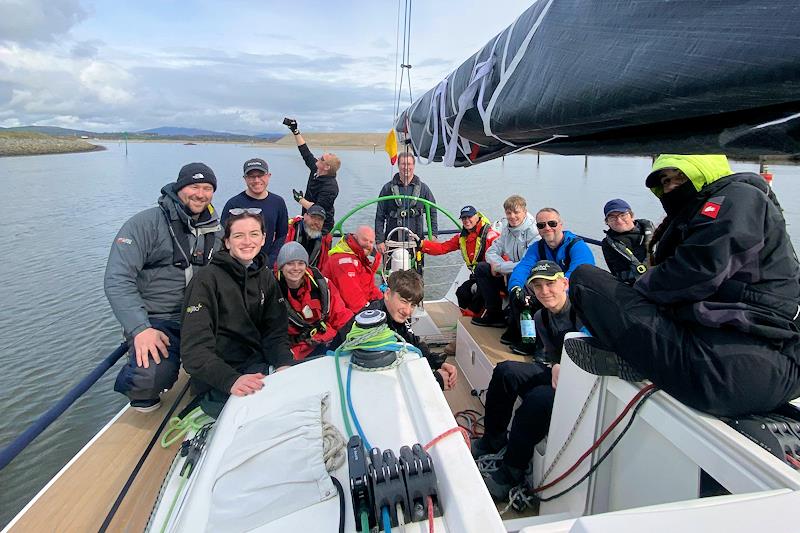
[160, 406, 214, 448]
[334, 348, 355, 438]
[159, 475, 188, 533]
[359, 509, 370, 533]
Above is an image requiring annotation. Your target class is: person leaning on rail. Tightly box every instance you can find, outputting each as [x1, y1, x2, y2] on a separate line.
[472, 261, 584, 500]
[566, 154, 800, 417]
[221, 157, 288, 267]
[375, 152, 438, 254]
[275, 241, 353, 361]
[337, 269, 458, 390]
[600, 198, 653, 285]
[180, 210, 293, 418]
[104, 163, 222, 413]
[504, 207, 594, 356]
[284, 117, 340, 235]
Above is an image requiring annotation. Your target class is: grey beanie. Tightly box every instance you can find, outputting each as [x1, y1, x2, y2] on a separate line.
[277, 241, 309, 268]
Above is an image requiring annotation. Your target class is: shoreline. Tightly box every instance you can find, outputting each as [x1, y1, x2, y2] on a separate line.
[0, 137, 106, 158]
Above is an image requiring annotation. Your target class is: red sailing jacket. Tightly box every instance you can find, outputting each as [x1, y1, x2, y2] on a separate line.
[280, 267, 353, 360]
[322, 233, 383, 313]
[420, 214, 499, 268]
[285, 216, 332, 272]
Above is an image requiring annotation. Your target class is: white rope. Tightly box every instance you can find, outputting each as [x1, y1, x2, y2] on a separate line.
[321, 395, 346, 472]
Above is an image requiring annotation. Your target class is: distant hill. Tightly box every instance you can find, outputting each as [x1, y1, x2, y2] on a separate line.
[3, 125, 96, 137]
[1, 125, 283, 142]
[274, 132, 388, 147]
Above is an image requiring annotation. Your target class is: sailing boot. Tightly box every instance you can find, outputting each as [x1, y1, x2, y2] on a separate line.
[484, 463, 526, 500]
[563, 337, 645, 382]
[471, 433, 507, 459]
[471, 310, 507, 328]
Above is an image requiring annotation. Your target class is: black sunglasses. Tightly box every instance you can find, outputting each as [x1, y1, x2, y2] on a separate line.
[536, 220, 559, 229]
[229, 207, 262, 215]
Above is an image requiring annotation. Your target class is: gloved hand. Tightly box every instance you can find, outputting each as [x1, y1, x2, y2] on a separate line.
[283, 117, 299, 134]
[511, 286, 528, 307]
[292, 189, 304, 203]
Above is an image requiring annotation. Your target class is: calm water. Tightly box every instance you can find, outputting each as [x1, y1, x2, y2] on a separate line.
[2, 142, 800, 525]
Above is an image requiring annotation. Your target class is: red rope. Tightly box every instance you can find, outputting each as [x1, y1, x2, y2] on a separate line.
[427, 495, 435, 533]
[424, 426, 470, 451]
[533, 383, 657, 493]
[787, 454, 800, 469]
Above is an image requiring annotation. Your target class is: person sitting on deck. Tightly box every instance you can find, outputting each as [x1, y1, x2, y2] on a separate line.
[285, 117, 340, 234]
[600, 198, 653, 285]
[472, 261, 583, 500]
[566, 154, 800, 417]
[221, 158, 288, 267]
[285, 204, 332, 271]
[375, 152, 438, 253]
[505, 207, 594, 356]
[472, 195, 538, 329]
[323, 225, 383, 313]
[180, 211, 293, 418]
[105, 162, 223, 413]
[340, 270, 458, 390]
[275, 242, 353, 361]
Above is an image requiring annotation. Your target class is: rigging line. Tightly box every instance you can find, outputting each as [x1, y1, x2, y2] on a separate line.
[406, 0, 413, 104]
[393, 0, 402, 120]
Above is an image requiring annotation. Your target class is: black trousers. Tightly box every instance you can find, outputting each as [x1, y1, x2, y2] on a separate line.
[484, 361, 555, 469]
[455, 277, 485, 314]
[569, 265, 800, 417]
[474, 262, 507, 313]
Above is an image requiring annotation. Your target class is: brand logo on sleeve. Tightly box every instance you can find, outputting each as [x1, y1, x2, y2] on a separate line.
[700, 201, 721, 219]
[186, 303, 204, 313]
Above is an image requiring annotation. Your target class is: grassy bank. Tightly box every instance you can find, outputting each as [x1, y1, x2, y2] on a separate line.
[0, 131, 105, 157]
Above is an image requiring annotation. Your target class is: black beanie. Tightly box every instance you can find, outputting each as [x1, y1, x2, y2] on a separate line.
[175, 162, 218, 192]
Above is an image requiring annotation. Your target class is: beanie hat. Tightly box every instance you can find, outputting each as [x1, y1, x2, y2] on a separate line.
[277, 241, 309, 268]
[175, 162, 218, 192]
[603, 198, 631, 217]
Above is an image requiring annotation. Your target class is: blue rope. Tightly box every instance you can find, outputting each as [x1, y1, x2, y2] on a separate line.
[0, 343, 128, 471]
[382, 506, 392, 532]
[347, 363, 372, 450]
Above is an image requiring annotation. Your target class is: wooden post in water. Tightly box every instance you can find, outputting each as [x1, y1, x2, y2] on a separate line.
[584, 155, 588, 170]
[124, 132, 128, 156]
[537, 151, 540, 166]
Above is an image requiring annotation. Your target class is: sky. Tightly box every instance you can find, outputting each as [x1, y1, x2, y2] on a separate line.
[0, 0, 533, 134]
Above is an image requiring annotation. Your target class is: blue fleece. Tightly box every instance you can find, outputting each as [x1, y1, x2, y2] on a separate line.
[508, 230, 595, 290]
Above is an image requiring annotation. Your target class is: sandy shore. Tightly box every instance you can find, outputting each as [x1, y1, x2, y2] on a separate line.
[0, 134, 105, 157]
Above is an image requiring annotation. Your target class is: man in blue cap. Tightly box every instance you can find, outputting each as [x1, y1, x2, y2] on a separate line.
[600, 198, 653, 285]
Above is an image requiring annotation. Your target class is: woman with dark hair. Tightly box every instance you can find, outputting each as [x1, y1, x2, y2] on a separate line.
[181, 209, 293, 417]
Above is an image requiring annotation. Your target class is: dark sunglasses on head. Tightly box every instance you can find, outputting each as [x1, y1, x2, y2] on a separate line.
[229, 208, 262, 215]
[536, 220, 559, 229]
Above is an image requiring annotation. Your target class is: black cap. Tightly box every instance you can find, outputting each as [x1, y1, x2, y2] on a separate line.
[175, 162, 217, 191]
[243, 158, 269, 175]
[307, 204, 326, 218]
[460, 205, 478, 218]
[526, 260, 565, 283]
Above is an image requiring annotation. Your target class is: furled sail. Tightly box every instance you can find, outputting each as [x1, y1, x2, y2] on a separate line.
[396, 0, 800, 166]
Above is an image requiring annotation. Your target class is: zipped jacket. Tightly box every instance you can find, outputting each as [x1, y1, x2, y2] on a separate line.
[601, 219, 654, 284]
[104, 184, 222, 339]
[509, 230, 595, 290]
[484, 213, 538, 275]
[421, 213, 499, 269]
[298, 143, 339, 234]
[181, 250, 293, 395]
[322, 234, 384, 313]
[375, 174, 438, 242]
[637, 169, 800, 344]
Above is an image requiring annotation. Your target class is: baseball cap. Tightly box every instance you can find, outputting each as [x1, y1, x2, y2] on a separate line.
[526, 260, 565, 283]
[243, 158, 269, 175]
[307, 204, 326, 218]
[459, 205, 478, 218]
[603, 198, 631, 217]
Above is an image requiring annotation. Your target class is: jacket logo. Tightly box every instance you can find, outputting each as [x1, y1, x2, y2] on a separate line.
[186, 303, 203, 313]
[700, 201, 721, 219]
[116, 237, 132, 245]
[192, 173, 205, 180]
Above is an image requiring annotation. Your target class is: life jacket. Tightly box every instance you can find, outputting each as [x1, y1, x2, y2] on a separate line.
[279, 266, 331, 343]
[328, 234, 379, 270]
[389, 180, 423, 219]
[158, 204, 218, 273]
[537, 237, 581, 273]
[459, 214, 492, 269]
[602, 219, 654, 283]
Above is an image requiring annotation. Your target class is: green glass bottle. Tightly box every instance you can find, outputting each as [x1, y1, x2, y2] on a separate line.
[520, 308, 536, 344]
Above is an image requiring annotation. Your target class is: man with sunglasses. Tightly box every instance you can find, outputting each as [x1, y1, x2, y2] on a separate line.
[221, 158, 288, 266]
[600, 198, 653, 285]
[105, 162, 223, 412]
[285, 118, 340, 234]
[505, 208, 594, 355]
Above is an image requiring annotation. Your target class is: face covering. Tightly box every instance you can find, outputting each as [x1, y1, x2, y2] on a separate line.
[659, 180, 698, 217]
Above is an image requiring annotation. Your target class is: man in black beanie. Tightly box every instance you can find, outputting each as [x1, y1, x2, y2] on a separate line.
[105, 162, 223, 412]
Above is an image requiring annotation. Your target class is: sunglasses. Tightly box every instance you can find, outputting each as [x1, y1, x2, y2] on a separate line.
[229, 208, 262, 215]
[536, 220, 559, 229]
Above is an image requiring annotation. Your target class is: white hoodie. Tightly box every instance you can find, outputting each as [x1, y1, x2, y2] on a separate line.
[484, 213, 539, 275]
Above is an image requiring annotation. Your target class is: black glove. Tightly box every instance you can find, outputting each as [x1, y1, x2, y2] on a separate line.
[292, 189, 304, 203]
[511, 286, 528, 307]
[283, 117, 299, 134]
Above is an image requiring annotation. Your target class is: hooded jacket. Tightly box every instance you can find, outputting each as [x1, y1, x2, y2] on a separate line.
[277, 266, 353, 360]
[298, 143, 339, 234]
[104, 183, 222, 338]
[375, 173, 438, 243]
[509, 230, 595, 290]
[420, 213, 499, 269]
[637, 155, 800, 343]
[484, 213, 538, 275]
[322, 234, 384, 313]
[180, 250, 293, 395]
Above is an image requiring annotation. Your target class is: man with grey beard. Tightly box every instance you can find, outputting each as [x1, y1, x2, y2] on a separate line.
[285, 204, 332, 271]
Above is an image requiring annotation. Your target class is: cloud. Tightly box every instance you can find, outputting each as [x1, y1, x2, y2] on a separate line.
[71, 40, 101, 59]
[0, 0, 87, 45]
[371, 37, 391, 49]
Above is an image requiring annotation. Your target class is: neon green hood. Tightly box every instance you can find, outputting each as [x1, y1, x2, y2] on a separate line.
[646, 155, 733, 198]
